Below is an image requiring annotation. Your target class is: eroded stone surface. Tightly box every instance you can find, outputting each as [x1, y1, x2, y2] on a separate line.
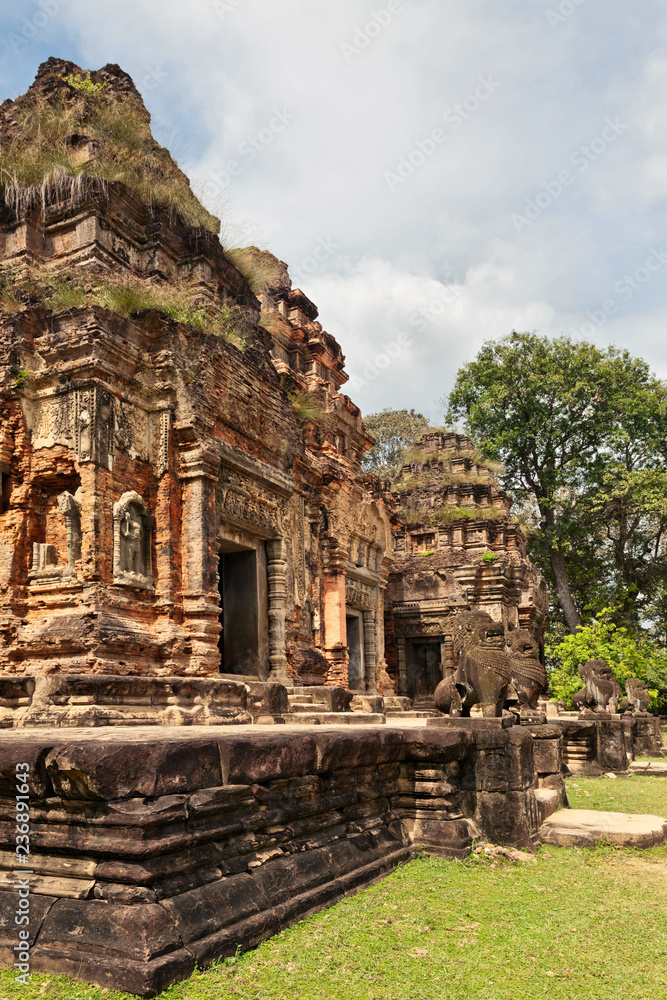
[0, 723, 548, 994]
[540, 808, 667, 848]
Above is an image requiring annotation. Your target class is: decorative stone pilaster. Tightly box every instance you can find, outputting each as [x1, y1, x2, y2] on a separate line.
[397, 636, 408, 697]
[362, 609, 376, 694]
[178, 444, 220, 676]
[267, 537, 288, 682]
[322, 573, 348, 686]
[57, 491, 81, 578]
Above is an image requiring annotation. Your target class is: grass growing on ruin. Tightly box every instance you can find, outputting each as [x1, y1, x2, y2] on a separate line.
[566, 773, 667, 816]
[1, 80, 219, 232]
[0, 272, 245, 346]
[226, 248, 287, 293]
[4, 813, 666, 1000]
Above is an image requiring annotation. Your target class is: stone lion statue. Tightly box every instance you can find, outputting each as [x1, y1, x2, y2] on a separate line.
[572, 659, 622, 715]
[504, 627, 547, 716]
[434, 610, 512, 718]
[619, 677, 651, 715]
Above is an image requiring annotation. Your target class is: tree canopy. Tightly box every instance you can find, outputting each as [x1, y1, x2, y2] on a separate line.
[362, 408, 432, 480]
[446, 331, 667, 638]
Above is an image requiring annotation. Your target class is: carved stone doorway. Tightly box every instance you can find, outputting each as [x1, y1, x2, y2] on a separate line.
[345, 610, 364, 690]
[406, 640, 442, 700]
[218, 542, 268, 678]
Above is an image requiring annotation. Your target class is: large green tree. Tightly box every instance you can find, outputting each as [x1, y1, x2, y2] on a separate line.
[446, 332, 667, 634]
[362, 409, 432, 480]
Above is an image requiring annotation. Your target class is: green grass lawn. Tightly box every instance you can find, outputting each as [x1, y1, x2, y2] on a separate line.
[566, 772, 667, 815]
[2, 777, 666, 1000]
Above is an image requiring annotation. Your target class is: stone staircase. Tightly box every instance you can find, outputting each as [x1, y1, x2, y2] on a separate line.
[385, 696, 440, 720]
[286, 690, 384, 725]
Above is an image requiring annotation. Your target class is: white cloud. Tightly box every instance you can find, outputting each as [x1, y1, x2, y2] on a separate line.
[5, 0, 666, 415]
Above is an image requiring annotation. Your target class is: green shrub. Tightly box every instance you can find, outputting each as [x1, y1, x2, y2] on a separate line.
[61, 71, 106, 95]
[547, 608, 667, 712]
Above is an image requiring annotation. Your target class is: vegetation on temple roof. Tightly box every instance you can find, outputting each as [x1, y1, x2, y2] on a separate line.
[0, 269, 244, 346]
[0, 58, 220, 234]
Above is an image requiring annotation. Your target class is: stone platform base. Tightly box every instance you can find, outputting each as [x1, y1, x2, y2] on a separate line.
[629, 760, 667, 776]
[540, 808, 667, 848]
[427, 716, 515, 730]
[0, 722, 553, 995]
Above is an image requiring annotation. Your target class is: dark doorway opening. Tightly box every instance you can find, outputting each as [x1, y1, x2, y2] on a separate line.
[406, 640, 442, 700]
[218, 548, 261, 676]
[346, 613, 363, 691]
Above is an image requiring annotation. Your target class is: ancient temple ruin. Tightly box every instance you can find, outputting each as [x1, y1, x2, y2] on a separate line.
[0, 59, 394, 726]
[384, 432, 548, 703]
[0, 58, 662, 998]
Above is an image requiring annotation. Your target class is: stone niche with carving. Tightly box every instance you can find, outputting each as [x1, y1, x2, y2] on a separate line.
[113, 491, 154, 589]
[29, 490, 82, 587]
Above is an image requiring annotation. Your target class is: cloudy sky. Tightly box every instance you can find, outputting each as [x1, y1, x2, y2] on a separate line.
[2, 0, 666, 422]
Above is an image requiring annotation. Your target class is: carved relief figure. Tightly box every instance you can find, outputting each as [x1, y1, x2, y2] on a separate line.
[435, 610, 512, 718]
[504, 627, 547, 716]
[572, 659, 622, 715]
[120, 508, 144, 575]
[113, 492, 154, 588]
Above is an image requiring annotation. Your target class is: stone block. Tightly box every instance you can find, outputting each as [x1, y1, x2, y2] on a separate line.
[45, 738, 223, 799]
[540, 809, 667, 849]
[531, 734, 562, 776]
[32, 898, 194, 996]
[475, 790, 539, 851]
